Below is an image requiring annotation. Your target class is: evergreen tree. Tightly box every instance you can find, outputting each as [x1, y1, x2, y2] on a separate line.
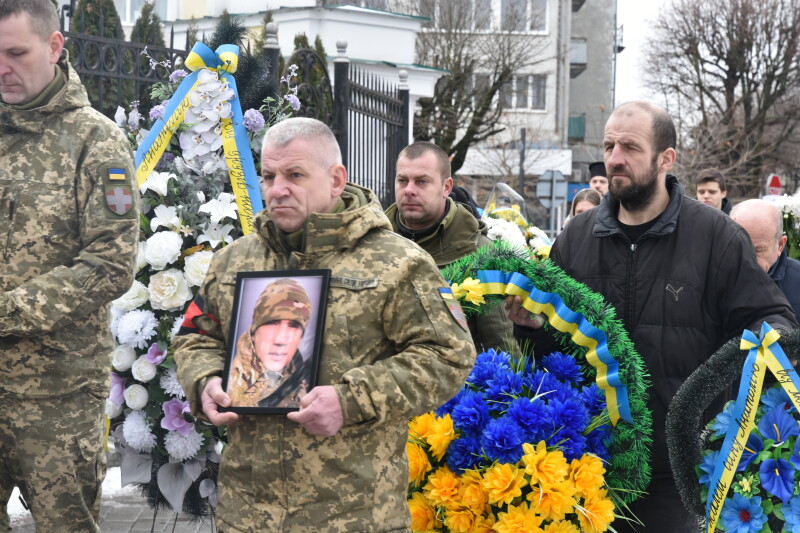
[69, 0, 133, 117]
[131, 1, 166, 110]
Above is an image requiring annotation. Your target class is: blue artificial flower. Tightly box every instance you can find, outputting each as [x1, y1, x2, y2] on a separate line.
[540, 352, 584, 383]
[546, 379, 583, 403]
[760, 457, 796, 502]
[792, 437, 800, 470]
[784, 497, 800, 533]
[758, 403, 800, 444]
[762, 385, 794, 412]
[548, 427, 587, 461]
[698, 450, 719, 486]
[527, 370, 559, 398]
[580, 383, 607, 416]
[506, 397, 550, 443]
[709, 401, 736, 438]
[547, 396, 591, 433]
[737, 433, 763, 472]
[435, 390, 462, 417]
[480, 417, 525, 464]
[468, 349, 511, 389]
[450, 389, 491, 435]
[445, 434, 483, 473]
[485, 369, 525, 405]
[586, 424, 613, 461]
[719, 493, 767, 533]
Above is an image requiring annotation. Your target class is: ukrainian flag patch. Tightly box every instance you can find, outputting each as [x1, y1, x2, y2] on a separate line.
[108, 168, 127, 181]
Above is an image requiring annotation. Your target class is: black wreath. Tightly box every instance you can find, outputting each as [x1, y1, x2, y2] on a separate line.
[666, 327, 800, 523]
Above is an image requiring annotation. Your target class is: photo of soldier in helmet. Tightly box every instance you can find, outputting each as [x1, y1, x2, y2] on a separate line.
[227, 278, 314, 409]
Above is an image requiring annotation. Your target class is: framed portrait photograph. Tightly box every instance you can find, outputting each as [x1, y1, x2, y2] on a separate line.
[221, 269, 330, 414]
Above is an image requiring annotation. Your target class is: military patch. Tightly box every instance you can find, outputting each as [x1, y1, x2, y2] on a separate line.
[105, 186, 133, 215]
[440, 287, 468, 330]
[107, 167, 127, 181]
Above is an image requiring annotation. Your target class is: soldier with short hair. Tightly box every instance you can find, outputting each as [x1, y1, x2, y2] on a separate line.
[172, 117, 475, 532]
[0, 0, 139, 531]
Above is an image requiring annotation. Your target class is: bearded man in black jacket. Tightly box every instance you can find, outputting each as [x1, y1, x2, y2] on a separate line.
[506, 101, 798, 532]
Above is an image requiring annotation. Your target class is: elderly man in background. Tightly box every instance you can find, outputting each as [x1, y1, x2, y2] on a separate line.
[172, 118, 475, 532]
[0, 0, 139, 530]
[732, 199, 800, 319]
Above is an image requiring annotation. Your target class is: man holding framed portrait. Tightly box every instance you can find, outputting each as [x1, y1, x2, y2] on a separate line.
[172, 117, 476, 532]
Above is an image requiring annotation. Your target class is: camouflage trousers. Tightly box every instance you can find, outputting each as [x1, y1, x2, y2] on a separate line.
[0, 388, 106, 532]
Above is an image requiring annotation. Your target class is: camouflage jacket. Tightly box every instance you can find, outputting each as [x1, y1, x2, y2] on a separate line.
[386, 198, 518, 353]
[0, 53, 139, 397]
[172, 184, 475, 532]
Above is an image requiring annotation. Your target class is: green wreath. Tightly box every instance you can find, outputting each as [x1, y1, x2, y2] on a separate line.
[441, 241, 653, 504]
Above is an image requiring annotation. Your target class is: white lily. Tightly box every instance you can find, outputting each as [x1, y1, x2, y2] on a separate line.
[197, 222, 235, 249]
[140, 171, 176, 196]
[199, 193, 238, 224]
[150, 204, 181, 231]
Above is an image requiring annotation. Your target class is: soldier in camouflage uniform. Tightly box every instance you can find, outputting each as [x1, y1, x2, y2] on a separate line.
[386, 141, 518, 354]
[172, 118, 475, 532]
[227, 278, 313, 408]
[0, 1, 139, 531]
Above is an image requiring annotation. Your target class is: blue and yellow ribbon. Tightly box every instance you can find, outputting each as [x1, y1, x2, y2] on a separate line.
[705, 322, 800, 533]
[135, 42, 263, 235]
[473, 269, 633, 426]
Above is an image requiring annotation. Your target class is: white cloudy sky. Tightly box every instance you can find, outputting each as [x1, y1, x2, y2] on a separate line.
[614, 0, 668, 104]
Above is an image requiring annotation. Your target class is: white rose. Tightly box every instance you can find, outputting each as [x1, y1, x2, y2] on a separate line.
[105, 398, 124, 418]
[144, 231, 183, 270]
[131, 355, 158, 382]
[111, 344, 137, 371]
[148, 269, 193, 311]
[124, 384, 149, 410]
[183, 250, 214, 287]
[112, 280, 149, 312]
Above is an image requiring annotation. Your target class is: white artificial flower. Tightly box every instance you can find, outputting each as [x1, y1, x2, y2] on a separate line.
[170, 316, 183, 340]
[150, 205, 180, 232]
[136, 242, 148, 271]
[112, 344, 137, 371]
[165, 427, 204, 461]
[116, 309, 158, 349]
[196, 191, 206, 202]
[483, 216, 528, 250]
[105, 398, 123, 419]
[144, 231, 183, 270]
[197, 222, 235, 249]
[199, 193, 238, 224]
[124, 383, 150, 410]
[112, 280, 150, 312]
[179, 129, 213, 159]
[148, 269, 193, 311]
[131, 355, 158, 382]
[114, 106, 127, 128]
[183, 250, 214, 287]
[122, 410, 157, 453]
[140, 171, 176, 196]
[160, 367, 185, 398]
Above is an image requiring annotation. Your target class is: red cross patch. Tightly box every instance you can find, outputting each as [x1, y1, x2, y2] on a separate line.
[106, 186, 133, 215]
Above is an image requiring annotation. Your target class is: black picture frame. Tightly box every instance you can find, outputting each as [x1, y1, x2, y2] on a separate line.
[221, 269, 330, 414]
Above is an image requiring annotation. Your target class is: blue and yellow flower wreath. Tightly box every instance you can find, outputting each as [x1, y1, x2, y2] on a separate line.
[441, 241, 653, 503]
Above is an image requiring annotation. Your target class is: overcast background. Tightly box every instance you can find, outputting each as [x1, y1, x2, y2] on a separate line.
[614, 0, 667, 104]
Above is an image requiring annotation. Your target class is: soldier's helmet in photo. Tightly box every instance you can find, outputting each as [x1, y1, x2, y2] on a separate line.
[250, 278, 312, 335]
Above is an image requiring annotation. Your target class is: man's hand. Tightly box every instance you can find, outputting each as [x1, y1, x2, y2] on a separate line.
[287, 385, 344, 437]
[504, 295, 546, 329]
[201, 377, 241, 426]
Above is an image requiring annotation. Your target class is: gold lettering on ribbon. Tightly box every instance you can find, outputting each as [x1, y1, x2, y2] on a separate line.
[220, 119, 255, 235]
[136, 95, 193, 187]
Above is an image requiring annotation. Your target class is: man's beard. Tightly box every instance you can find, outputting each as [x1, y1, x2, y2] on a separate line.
[608, 157, 660, 212]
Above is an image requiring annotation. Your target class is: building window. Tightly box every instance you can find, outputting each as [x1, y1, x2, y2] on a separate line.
[530, 0, 547, 32]
[501, 0, 527, 31]
[489, 74, 546, 109]
[531, 74, 546, 109]
[422, 0, 494, 31]
[515, 75, 529, 108]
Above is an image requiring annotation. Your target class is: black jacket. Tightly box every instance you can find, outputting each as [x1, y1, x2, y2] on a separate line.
[769, 247, 800, 321]
[516, 176, 797, 530]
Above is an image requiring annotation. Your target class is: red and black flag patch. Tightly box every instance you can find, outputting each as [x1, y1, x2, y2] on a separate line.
[177, 294, 221, 336]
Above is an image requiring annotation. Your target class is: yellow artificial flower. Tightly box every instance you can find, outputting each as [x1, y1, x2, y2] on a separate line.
[408, 491, 441, 532]
[451, 277, 485, 306]
[471, 513, 495, 533]
[493, 501, 544, 533]
[423, 465, 460, 508]
[527, 479, 577, 522]
[426, 414, 456, 461]
[409, 411, 437, 441]
[407, 440, 433, 486]
[443, 505, 479, 533]
[458, 469, 489, 511]
[522, 441, 569, 486]
[481, 462, 527, 506]
[542, 520, 581, 533]
[570, 455, 606, 498]
[536, 244, 552, 258]
[576, 488, 615, 533]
